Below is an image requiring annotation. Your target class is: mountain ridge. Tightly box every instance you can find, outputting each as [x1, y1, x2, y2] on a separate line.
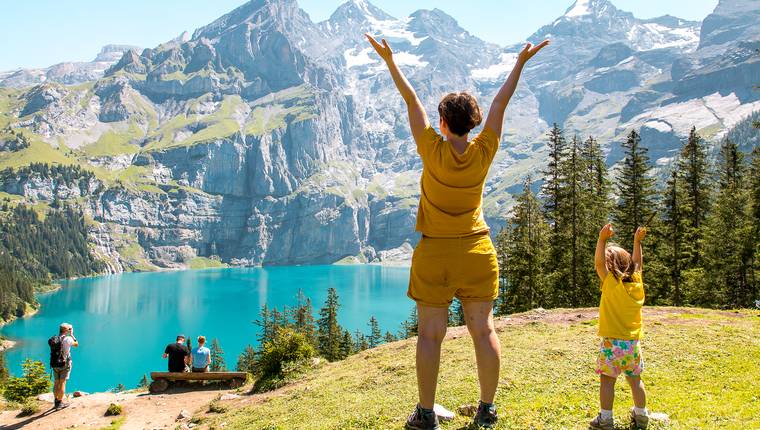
[0, 0, 758, 270]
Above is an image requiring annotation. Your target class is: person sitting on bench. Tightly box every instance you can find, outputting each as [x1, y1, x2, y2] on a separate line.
[163, 334, 190, 372]
[191, 336, 211, 372]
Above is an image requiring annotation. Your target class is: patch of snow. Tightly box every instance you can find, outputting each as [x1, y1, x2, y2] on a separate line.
[643, 120, 672, 133]
[703, 92, 760, 130]
[367, 16, 427, 46]
[393, 52, 428, 68]
[344, 47, 377, 68]
[628, 23, 699, 52]
[631, 92, 760, 139]
[471, 53, 518, 81]
[565, 0, 591, 18]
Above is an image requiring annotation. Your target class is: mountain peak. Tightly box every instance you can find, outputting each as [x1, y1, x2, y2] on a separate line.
[563, 0, 616, 18]
[192, 0, 301, 40]
[329, 0, 395, 23]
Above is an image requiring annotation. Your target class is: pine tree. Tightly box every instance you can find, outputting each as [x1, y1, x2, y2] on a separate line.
[317, 288, 343, 361]
[112, 383, 126, 393]
[255, 304, 273, 345]
[580, 136, 613, 298]
[137, 374, 148, 389]
[399, 307, 418, 339]
[0, 351, 8, 385]
[556, 135, 600, 306]
[677, 127, 711, 267]
[498, 178, 550, 313]
[353, 329, 369, 352]
[210, 338, 227, 371]
[661, 169, 688, 305]
[613, 130, 657, 249]
[236, 345, 257, 374]
[702, 140, 753, 308]
[367, 316, 382, 348]
[541, 124, 567, 283]
[448, 299, 466, 326]
[383, 331, 397, 343]
[339, 330, 354, 359]
[749, 146, 760, 300]
[291, 290, 317, 347]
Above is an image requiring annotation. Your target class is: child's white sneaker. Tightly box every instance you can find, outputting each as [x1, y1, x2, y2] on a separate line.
[631, 408, 649, 429]
[588, 413, 614, 430]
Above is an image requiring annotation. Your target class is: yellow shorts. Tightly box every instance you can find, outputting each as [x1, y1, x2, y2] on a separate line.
[408, 234, 499, 308]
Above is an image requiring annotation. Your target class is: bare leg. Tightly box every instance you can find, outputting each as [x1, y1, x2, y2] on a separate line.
[599, 374, 616, 410]
[415, 305, 449, 409]
[625, 376, 647, 409]
[462, 301, 501, 404]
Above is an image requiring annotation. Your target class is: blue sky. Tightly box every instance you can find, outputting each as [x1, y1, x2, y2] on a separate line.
[0, 0, 718, 71]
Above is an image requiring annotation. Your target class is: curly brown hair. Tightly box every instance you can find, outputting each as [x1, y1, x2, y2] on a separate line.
[437, 92, 482, 136]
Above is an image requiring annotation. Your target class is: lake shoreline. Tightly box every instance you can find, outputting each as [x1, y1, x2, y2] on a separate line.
[0, 264, 413, 391]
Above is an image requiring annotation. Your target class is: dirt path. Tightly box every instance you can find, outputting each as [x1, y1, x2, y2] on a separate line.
[0, 384, 237, 430]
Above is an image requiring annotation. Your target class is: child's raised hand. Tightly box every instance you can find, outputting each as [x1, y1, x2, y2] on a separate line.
[365, 33, 393, 63]
[634, 226, 647, 243]
[517, 40, 550, 65]
[599, 223, 614, 241]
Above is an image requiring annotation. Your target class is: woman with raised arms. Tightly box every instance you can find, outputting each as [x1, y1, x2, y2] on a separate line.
[366, 34, 549, 429]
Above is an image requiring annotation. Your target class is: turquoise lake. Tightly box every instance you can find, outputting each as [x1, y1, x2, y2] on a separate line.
[1, 265, 413, 392]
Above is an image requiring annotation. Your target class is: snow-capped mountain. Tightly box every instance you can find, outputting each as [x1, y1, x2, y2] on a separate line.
[0, 45, 140, 88]
[0, 0, 757, 269]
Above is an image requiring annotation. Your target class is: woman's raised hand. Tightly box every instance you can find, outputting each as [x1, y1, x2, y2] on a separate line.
[599, 223, 614, 241]
[365, 33, 393, 63]
[634, 226, 647, 243]
[517, 39, 550, 65]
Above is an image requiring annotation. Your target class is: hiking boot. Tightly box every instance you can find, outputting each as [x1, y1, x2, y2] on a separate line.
[473, 401, 498, 428]
[630, 408, 649, 429]
[55, 402, 70, 411]
[405, 404, 440, 430]
[589, 413, 614, 430]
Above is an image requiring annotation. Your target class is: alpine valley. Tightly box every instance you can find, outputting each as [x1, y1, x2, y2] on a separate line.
[0, 0, 758, 271]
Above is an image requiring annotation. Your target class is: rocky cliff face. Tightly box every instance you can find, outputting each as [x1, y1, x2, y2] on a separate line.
[0, 0, 758, 269]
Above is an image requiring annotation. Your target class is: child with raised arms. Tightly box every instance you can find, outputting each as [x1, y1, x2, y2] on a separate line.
[590, 223, 650, 430]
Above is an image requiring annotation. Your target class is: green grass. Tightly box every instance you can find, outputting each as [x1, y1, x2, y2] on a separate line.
[206, 308, 760, 429]
[144, 95, 245, 151]
[187, 256, 228, 269]
[116, 242, 158, 272]
[99, 416, 126, 430]
[0, 135, 77, 170]
[81, 126, 143, 157]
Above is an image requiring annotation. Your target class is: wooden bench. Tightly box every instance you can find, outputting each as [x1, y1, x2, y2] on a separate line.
[149, 371, 247, 393]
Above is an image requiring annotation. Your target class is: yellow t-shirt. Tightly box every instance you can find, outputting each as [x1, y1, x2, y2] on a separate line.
[415, 126, 500, 237]
[598, 271, 645, 340]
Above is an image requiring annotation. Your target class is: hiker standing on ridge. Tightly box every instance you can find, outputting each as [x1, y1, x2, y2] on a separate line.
[163, 334, 190, 373]
[366, 33, 549, 429]
[49, 322, 78, 410]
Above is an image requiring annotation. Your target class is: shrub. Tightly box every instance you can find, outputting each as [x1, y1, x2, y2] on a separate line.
[18, 399, 40, 417]
[208, 401, 228, 413]
[251, 327, 315, 393]
[105, 403, 122, 416]
[3, 359, 51, 403]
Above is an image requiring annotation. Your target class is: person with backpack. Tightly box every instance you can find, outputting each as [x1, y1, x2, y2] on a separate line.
[49, 322, 78, 410]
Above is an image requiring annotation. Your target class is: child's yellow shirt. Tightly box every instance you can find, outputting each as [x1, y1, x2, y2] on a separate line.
[598, 271, 645, 340]
[415, 126, 500, 237]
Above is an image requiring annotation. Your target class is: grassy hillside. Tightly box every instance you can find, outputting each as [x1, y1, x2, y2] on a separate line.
[201, 307, 759, 430]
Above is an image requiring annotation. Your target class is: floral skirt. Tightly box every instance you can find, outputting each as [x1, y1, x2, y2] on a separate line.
[595, 337, 644, 378]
